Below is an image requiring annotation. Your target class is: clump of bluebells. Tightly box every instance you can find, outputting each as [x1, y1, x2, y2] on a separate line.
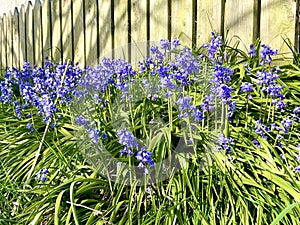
[0, 58, 83, 123]
[36, 168, 49, 182]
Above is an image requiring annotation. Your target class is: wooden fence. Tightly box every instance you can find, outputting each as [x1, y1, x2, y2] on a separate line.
[0, 0, 297, 69]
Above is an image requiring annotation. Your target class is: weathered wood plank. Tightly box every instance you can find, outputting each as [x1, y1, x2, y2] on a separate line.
[197, 0, 222, 46]
[98, 0, 112, 59]
[19, 5, 26, 67]
[85, 0, 98, 66]
[172, 0, 193, 47]
[41, 0, 51, 62]
[7, 12, 13, 67]
[260, 0, 296, 57]
[25, 2, 34, 65]
[73, 0, 85, 67]
[149, 0, 168, 42]
[12, 8, 20, 69]
[0, 19, 2, 68]
[113, 0, 129, 60]
[224, 0, 255, 51]
[33, 1, 42, 66]
[130, 0, 148, 63]
[51, 0, 62, 62]
[61, 0, 73, 62]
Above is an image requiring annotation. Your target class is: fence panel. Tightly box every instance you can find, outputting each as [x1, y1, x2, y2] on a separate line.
[73, 0, 85, 67]
[113, 0, 129, 60]
[33, 2, 43, 66]
[2, 14, 7, 68]
[42, 0, 51, 62]
[19, 5, 26, 66]
[85, 0, 98, 66]
[12, 8, 20, 68]
[25, 3, 34, 65]
[149, 0, 168, 42]
[130, 0, 148, 62]
[61, 0, 73, 62]
[197, 0, 222, 46]
[7, 12, 12, 67]
[98, 0, 112, 59]
[225, 1, 255, 50]
[172, 0, 193, 46]
[0, 20, 2, 68]
[260, 0, 296, 56]
[51, 0, 62, 61]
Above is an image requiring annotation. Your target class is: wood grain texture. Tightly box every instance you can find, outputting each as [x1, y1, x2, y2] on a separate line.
[225, 0, 255, 51]
[6, 12, 12, 67]
[41, 0, 51, 61]
[12, 8, 20, 68]
[260, 0, 296, 57]
[197, 0, 222, 46]
[25, 3, 34, 65]
[1, 15, 6, 68]
[172, 0, 193, 47]
[113, 0, 129, 60]
[51, 0, 62, 62]
[19, 5, 26, 67]
[85, 0, 98, 66]
[61, 0, 73, 62]
[33, 1, 42, 66]
[72, 0, 85, 67]
[130, 0, 148, 63]
[98, 0, 112, 59]
[149, 0, 168, 42]
[0, 19, 2, 68]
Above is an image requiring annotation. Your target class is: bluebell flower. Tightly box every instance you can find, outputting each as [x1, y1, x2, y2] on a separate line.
[260, 44, 278, 65]
[88, 128, 100, 143]
[241, 83, 253, 93]
[248, 44, 256, 57]
[36, 168, 49, 182]
[281, 117, 293, 134]
[171, 37, 180, 49]
[295, 165, 300, 173]
[117, 128, 138, 148]
[160, 39, 170, 50]
[254, 119, 270, 139]
[252, 139, 261, 148]
[216, 133, 234, 153]
[26, 123, 34, 134]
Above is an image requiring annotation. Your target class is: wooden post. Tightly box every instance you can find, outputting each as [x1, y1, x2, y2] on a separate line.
[61, 0, 73, 62]
[73, 0, 85, 67]
[7, 12, 13, 67]
[2, 14, 7, 68]
[260, 0, 296, 57]
[12, 8, 20, 69]
[98, 0, 112, 59]
[51, 0, 62, 62]
[197, 0, 222, 46]
[41, 0, 51, 62]
[19, 5, 26, 67]
[149, 0, 168, 42]
[225, 1, 255, 51]
[171, 0, 193, 47]
[25, 2, 34, 65]
[33, 1, 42, 66]
[85, 0, 98, 66]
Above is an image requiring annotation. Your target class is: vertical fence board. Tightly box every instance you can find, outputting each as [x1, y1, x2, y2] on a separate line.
[2, 14, 7, 68]
[25, 3, 34, 65]
[73, 0, 85, 67]
[0, 19, 2, 68]
[42, 0, 51, 61]
[85, 0, 98, 66]
[61, 0, 73, 62]
[260, 0, 296, 56]
[98, 0, 112, 59]
[51, 0, 62, 61]
[225, 0, 254, 50]
[12, 9, 20, 68]
[33, 2, 42, 66]
[130, 0, 147, 63]
[113, 0, 129, 59]
[172, 0, 193, 46]
[19, 5, 26, 66]
[7, 12, 12, 67]
[149, 0, 168, 42]
[197, 0, 222, 46]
